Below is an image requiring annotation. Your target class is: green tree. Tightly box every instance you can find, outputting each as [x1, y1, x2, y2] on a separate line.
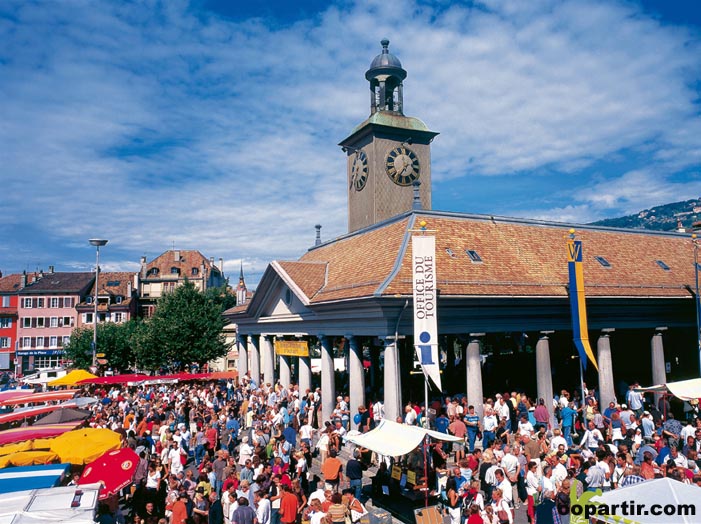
[135, 280, 230, 371]
[64, 320, 139, 371]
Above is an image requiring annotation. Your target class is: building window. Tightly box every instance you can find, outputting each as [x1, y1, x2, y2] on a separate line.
[35, 356, 60, 368]
[594, 256, 612, 268]
[83, 313, 93, 324]
[50, 297, 59, 308]
[114, 312, 123, 323]
[23, 298, 32, 308]
[64, 297, 73, 308]
[23, 318, 31, 328]
[22, 337, 30, 348]
[50, 317, 58, 328]
[36, 336, 44, 348]
[1, 296, 9, 307]
[0, 318, 11, 328]
[0, 337, 9, 348]
[62, 336, 70, 346]
[36, 317, 45, 328]
[192, 268, 199, 276]
[49, 336, 58, 348]
[37, 298, 44, 308]
[115, 296, 122, 304]
[62, 316, 72, 327]
[466, 249, 483, 263]
[86, 296, 93, 304]
[170, 267, 180, 275]
[445, 248, 457, 258]
[148, 268, 159, 276]
[656, 260, 671, 271]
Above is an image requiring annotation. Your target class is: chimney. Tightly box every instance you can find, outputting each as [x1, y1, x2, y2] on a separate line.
[412, 180, 422, 210]
[127, 280, 132, 297]
[315, 224, 322, 246]
[174, 250, 180, 261]
[219, 258, 224, 274]
[209, 257, 214, 268]
[133, 273, 139, 295]
[48, 265, 54, 274]
[140, 256, 147, 278]
[20, 271, 27, 289]
[38, 269, 44, 279]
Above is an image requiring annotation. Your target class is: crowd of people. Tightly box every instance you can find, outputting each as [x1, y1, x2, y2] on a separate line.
[14, 373, 699, 524]
[423, 385, 701, 524]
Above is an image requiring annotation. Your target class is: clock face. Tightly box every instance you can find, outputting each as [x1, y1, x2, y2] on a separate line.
[350, 151, 368, 191]
[386, 146, 420, 186]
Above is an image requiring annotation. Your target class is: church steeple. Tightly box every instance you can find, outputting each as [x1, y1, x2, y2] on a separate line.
[366, 39, 407, 115]
[236, 261, 248, 306]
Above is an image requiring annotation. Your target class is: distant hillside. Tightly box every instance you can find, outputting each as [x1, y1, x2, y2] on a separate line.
[589, 199, 701, 231]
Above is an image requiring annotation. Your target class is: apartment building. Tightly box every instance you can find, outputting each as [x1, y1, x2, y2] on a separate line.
[16, 270, 94, 371]
[76, 271, 138, 328]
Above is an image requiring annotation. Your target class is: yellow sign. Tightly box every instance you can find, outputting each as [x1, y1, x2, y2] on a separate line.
[275, 340, 309, 357]
[391, 465, 402, 481]
[407, 470, 416, 485]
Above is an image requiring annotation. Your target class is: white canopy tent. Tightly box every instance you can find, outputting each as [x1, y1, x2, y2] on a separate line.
[343, 419, 463, 457]
[0, 483, 101, 524]
[635, 378, 701, 401]
[590, 478, 701, 524]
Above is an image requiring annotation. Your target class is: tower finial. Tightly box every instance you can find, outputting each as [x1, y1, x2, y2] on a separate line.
[381, 38, 390, 51]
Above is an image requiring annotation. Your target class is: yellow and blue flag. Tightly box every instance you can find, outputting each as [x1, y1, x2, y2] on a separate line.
[567, 238, 599, 371]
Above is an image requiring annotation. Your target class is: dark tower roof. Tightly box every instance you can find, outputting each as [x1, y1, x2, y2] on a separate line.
[366, 39, 407, 79]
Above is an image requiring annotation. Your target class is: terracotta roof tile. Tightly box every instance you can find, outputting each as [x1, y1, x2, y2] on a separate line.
[145, 250, 222, 278]
[284, 213, 695, 302]
[276, 261, 327, 300]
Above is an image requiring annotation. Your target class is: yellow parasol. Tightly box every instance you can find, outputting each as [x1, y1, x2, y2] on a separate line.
[50, 428, 121, 464]
[0, 440, 32, 457]
[47, 369, 97, 387]
[4, 450, 59, 466]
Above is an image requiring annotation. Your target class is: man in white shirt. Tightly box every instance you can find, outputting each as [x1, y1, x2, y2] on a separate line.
[580, 421, 604, 451]
[404, 405, 417, 425]
[254, 489, 270, 524]
[493, 469, 513, 506]
[550, 428, 568, 451]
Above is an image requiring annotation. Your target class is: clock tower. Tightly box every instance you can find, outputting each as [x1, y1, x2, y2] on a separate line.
[340, 39, 439, 233]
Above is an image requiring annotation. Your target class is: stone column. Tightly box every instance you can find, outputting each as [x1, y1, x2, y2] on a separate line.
[466, 334, 485, 420]
[279, 355, 291, 388]
[237, 334, 248, 378]
[260, 335, 275, 387]
[597, 330, 616, 409]
[651, 328, 667, 405]
[383, 337, 402, 423]
[248, 336, 260, 387]
[651, 329, 667, 386]
[298, 352, 312, 397]
[347, 335, 366, 429]
[320, 335, 335, 425]
[536, 332, 556, 429]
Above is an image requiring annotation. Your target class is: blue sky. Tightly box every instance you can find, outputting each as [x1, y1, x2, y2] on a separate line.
[1, 0, 700, 287]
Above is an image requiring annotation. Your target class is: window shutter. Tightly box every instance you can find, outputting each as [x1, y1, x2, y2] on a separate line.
[58, 297, 64, 308]
[30, 337, 36, 348]
[32, 298, 37, 308]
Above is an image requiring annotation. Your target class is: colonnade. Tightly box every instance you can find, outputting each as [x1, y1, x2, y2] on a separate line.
[235, 329, 669, 430]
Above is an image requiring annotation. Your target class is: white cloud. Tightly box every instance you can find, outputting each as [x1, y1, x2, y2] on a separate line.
[1, 0, 700, 282]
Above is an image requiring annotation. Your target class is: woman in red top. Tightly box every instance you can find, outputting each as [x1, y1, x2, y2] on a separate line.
[466, 505, 484, 524]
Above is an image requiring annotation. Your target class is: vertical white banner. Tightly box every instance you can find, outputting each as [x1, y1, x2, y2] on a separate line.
[412, 235, 441, 391]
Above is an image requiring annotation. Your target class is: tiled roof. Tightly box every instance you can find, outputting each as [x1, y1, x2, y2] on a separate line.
[276, 261, 327, 300]
[273, 212, 695, 303]
[17, 272, 94, 294]
[0, 274, 23, 293]
[77, 271, 136, 307]
[144, 250, 222, 278]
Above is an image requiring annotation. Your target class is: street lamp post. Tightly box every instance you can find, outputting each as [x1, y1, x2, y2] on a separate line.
[693, 235, 701, 377]
[89, 239, 108, 371]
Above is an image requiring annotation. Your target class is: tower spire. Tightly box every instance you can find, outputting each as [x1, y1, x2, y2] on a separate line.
[236, 261, 248, 306]
[366, 39, 407, 115]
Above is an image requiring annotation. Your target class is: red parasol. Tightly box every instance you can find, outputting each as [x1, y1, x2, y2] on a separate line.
[78, 447, 139, 499]
[76, 374, 148, 386]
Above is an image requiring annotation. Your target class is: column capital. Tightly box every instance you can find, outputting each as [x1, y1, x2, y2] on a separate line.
[601, 328, 615, 335]
[654, 326, 668, 333]
[540, 330, 555, 336]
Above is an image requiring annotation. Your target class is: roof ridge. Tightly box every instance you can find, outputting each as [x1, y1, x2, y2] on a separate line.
[374, 215, 416, 296]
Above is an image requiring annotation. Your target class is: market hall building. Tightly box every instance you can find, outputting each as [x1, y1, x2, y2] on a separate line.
[225, 40, 698, 428]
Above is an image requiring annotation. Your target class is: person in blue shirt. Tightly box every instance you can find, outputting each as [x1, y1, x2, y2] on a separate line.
[464, 405, 481, 453]
[560, 402, 578, 447]
[435, 410, 450, 434]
